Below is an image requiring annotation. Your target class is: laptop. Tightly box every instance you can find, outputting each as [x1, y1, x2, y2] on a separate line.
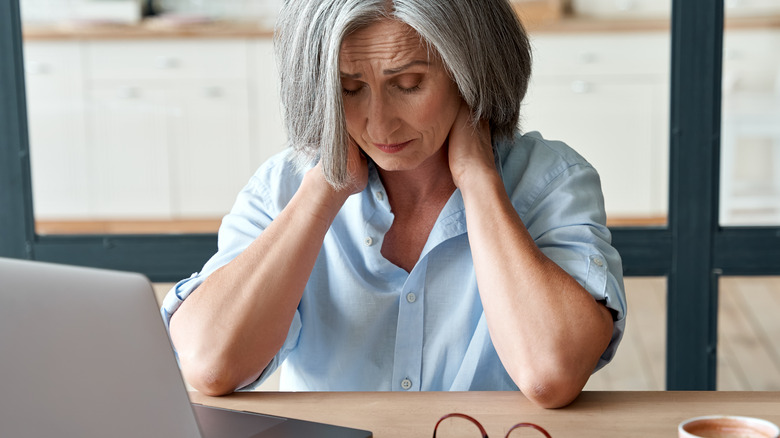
[0, 257, 372, 438]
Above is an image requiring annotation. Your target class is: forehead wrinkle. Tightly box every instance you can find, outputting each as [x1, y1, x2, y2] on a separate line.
[339, 20, 427, 69]
[341, 39, 424, 64]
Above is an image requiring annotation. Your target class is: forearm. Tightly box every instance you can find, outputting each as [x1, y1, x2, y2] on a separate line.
[170, 169, 349, 395]
[460, 172, 613, 408]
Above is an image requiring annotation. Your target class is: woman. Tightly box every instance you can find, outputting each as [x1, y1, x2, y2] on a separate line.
[162, 0, 626, 409]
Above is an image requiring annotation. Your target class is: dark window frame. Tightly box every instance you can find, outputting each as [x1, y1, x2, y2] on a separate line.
[2, 0, 779, 389]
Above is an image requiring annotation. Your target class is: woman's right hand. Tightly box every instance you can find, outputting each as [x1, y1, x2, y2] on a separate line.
[344, 136, 369, 195]
[307, 136, 368, 201]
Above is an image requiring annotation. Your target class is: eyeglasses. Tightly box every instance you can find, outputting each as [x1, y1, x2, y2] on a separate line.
[433, 413, 552, 437]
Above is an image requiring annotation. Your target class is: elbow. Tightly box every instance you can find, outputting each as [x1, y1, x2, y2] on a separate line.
[510, 363, 589, 409]
[521, 377, 584, 409]
[180, 359, 241, 397]
[176, 343, 271, 397]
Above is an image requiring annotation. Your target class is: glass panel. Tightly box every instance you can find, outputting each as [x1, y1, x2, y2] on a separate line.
[720, 4, 780, 226]
[585, 277, 666, 391]
[20, 0, 285, 235]
[520, 1, 671, 227]
[718, 277, 780, 390]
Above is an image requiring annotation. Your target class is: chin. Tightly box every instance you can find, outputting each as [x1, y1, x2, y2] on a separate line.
[370, 156, 421, 173]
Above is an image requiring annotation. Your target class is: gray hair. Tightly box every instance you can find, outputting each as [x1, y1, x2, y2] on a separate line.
[274, 0, 532, 189]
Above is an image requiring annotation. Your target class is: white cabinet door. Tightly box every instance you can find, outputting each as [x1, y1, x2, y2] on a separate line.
[85, 39, 254, 220]
[720, 29, 780, 224]
[523, 78, 669, 218]
[526, 32, 670, 221]
[169, 84, 254, 217]
[251, 39, 288, 170]
[88, 86, 173, 218]
[23, 41, 91, 220]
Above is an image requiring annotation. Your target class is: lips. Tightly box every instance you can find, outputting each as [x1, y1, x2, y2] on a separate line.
[373, 139, 412, 154]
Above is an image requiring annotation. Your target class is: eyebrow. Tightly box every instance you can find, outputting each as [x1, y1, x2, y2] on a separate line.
[383, 60, 429, 75]
[340, 60, 430, 79]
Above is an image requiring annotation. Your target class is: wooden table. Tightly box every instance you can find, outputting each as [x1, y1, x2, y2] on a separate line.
[189, 391, 780, 437]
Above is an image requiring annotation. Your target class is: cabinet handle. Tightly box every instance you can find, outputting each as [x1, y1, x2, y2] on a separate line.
[27, 62, 51, 75]
[156, 56, 180, 69]
[723, 47, 742, 61]
[578, 51, 597, 64]
[119, 87, 140, 99]
[570, 80, 592, 94]
[204, 87, 223, 98]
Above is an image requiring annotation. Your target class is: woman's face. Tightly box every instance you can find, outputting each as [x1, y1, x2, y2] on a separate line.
[339, 19, 462, 173]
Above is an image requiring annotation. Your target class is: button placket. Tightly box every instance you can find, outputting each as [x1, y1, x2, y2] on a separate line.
[390, 261, 427, 392]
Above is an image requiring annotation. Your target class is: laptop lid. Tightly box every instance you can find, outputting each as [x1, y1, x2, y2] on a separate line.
[0, 258, 371, 438]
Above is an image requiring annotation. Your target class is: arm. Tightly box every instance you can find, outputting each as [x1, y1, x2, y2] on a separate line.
[169, 149, 367, 396]
[448, 103, 615, 408]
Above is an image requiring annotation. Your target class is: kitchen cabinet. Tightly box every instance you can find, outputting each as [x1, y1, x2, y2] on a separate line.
[250, 39, 287, 169]
[87, 85, 172, 218]
[23, 41, 91, 220]
[23, 38, 287, 222]
[523, 32, 671, 220]
[86, 39, 256, 219]
[168, 84, 254, 217]
[22, 39, 265, 220]
[720, 29, 780, 224]
[24, 33, 672, 223]
[21, 24, 780, 225]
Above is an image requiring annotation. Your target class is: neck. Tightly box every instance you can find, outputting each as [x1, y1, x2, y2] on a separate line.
[377, 149, 456, 209]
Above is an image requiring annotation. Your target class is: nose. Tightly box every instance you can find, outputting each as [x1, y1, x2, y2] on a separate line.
[365, 92, 400, 143]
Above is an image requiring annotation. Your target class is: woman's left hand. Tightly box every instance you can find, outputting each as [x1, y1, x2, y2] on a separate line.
[447, 100, 497, 189]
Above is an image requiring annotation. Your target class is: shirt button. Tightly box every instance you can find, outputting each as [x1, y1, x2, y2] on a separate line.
[593, 257, 604, 267]
[401, 378, 412, 390]
[406, 292, 416, 303]
[364, 237, 374, 247]
[375, 191, 384, 201]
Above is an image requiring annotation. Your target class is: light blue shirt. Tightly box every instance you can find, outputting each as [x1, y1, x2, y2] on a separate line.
[161, 131, 626, 392]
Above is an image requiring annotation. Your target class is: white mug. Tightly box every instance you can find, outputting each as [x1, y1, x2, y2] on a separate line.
[679, 415, 780, 438]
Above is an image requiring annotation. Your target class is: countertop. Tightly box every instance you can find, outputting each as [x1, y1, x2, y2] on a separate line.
[21, 14, 780, 41]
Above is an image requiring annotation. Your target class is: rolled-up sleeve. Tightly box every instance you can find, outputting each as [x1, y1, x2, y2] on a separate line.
[160, 173, 273, 328]
[161, 153, 305, 327]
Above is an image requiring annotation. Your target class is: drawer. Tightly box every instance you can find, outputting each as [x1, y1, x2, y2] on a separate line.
[570, 0, 670, 19]
[23, 41, 84, 78]
[530, 32, 670, 77]
[87, 39, 249, 81]
[723, 29, 780, 92]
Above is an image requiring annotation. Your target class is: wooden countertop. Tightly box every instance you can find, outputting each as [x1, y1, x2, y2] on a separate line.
[21, 14, 780, 41]
[22, 19, 273, 40]
[189, 390, 780, 438]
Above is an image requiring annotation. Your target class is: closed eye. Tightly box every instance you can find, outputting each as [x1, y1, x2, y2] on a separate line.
[397, 84, 421, 94]
[394, 73, 423, 95]
[342, 87, 362, 97]
[341, 76, 365, 97]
